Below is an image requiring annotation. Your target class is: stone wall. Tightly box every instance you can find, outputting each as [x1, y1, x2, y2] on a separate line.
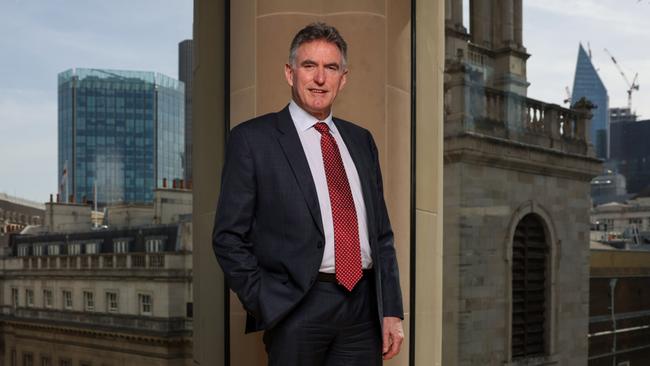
[443, 134, 599, 365]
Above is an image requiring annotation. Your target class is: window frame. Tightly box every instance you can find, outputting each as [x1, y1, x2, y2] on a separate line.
[139, 293, 153, 316]
[62, 290, 73, 310]
[83, 290, 95, 311]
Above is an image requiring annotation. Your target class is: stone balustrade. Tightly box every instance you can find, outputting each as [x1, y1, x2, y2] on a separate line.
[0, 306, 193, 334]
[7, 253, 188, 271]
[446, 81, 594, 156]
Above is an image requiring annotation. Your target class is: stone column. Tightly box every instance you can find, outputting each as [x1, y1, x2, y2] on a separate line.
[414, 0, 444, 365]
[513, 0, 523, 47]
[445, 0, 452, 22]
[501, 0, 514, 47]
[194, 1, 445, 364]
[470, 0, 492, 48]
[193, 0, 227, 365]
[446, 0, 463, 30]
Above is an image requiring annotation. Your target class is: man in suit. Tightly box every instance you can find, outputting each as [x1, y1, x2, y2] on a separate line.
[213, 22, 404, 365]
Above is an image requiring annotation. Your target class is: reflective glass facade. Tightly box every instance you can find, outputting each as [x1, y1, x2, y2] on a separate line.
[571, 44, 609, 159]
[58, 69, 184, 206]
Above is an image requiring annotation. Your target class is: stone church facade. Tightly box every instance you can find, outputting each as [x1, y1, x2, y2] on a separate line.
[443, 0, 601, 365]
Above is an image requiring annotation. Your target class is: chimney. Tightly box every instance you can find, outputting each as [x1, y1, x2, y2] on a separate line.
[56, 193, 60, 203]
[163, 178, 167, 188]
[69, 194, 74, 204]
[180, 179, 185, 189]
[172, 179, 178, 189]
[50, 194, 53, 203]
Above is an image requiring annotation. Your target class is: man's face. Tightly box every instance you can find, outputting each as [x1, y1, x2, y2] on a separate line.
[285, 39, 348, 120]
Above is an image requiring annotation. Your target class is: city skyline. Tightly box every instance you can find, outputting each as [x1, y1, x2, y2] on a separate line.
[1, 0, 649, 202]
[0, 1, 192, 203]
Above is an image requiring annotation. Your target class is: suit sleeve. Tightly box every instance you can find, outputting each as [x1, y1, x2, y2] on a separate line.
[368, 131, 404, 319]
[212, 126, 262, 319]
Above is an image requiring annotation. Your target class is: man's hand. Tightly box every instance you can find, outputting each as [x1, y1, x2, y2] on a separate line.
[382, 316, 404, 360]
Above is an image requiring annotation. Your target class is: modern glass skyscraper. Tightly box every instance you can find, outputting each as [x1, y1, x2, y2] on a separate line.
[571, 44, 609, 159]
[58, 68, 185, 207]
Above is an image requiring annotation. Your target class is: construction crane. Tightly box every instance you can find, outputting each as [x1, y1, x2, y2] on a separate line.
[604, 48, 640, 111]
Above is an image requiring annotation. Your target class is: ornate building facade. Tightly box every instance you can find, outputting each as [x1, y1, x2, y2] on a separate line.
[0, 189, 193, 366]
[443, 0, 601, 364]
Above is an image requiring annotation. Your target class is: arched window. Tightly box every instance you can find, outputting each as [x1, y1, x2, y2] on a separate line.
[512, 214, 547, 359]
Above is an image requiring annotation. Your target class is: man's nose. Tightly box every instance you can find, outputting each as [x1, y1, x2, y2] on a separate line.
[314, 67, 325, 85]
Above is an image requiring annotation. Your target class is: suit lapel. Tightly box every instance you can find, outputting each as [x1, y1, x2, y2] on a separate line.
[334, 119, 377, 241]
[275, 106, 325, 237]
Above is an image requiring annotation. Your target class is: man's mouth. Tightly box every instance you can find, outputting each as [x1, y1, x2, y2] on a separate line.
[309, 89, 327, 94]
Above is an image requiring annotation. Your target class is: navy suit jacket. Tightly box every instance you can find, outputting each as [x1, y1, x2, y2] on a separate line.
[212, 105, 403, 333]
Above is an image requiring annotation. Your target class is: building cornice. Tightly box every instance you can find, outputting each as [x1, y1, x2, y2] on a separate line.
[445, 132, 602, 181]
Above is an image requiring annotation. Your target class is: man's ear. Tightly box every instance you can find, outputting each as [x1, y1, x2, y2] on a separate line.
[284, 63, 294, 87]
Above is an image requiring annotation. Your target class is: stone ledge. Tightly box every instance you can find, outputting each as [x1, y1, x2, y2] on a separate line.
[445, 132, 602, 181]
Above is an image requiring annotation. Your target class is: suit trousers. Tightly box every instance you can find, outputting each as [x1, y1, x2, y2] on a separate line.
[263, 273, 382, 366]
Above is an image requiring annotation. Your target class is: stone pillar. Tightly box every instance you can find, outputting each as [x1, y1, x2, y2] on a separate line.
[446, 0, 464, 31]
[498, 0, 514, 48]
[445, 0, 452, 22]
[414, 0, 445, 365]
[193, 0, 227, 365]
[470, 0, 492, 48]
[194, 1, 445, 365]
[513, 0, 523, 47]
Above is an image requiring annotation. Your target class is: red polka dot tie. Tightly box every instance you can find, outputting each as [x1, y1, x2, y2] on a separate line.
[314, 122, 363, 291]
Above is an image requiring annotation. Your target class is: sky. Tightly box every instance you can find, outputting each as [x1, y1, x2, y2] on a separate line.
[524, 0, 650, 116]
[0, 1, 648, 203]
[0, 0, 193, 203]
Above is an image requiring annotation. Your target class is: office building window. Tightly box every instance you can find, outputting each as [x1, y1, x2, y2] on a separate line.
[85, 243, 98, 254]
[33, 245, 44, 256]
[83, 291, 95, 311]
[113, 239, 129, 253]
[41, 355, 52, 366]
[43, 289, 53, 308]
[17, 245, 29, 257]
[59, 359, 71, 366]
[48, 245, 60, 256]
[139, 293, 152, 315]
[68, 243, 81, 255]
[145, 238, 164, 253]
[106, 292, 118, 313]
[62, 290, 73, 310]
[25, 289, 34, 307]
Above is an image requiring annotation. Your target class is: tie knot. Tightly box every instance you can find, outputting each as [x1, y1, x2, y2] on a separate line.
[314, 122, 329, 135]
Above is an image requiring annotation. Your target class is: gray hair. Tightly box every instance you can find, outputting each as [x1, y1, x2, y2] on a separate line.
[288, 22, 348, 69]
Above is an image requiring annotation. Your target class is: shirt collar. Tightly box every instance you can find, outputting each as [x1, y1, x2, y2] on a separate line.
[288, 100, 335, 134]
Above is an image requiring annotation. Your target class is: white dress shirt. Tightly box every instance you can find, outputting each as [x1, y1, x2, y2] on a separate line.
[288, 100, 372, 273]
